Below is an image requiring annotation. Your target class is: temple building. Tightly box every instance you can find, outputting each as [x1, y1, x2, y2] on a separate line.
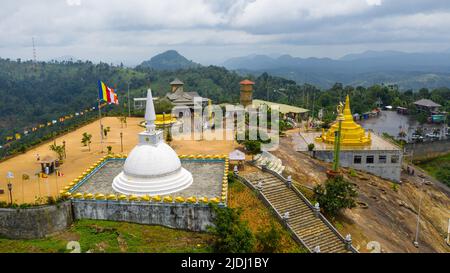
[165, 78, 209, 113]
[316, 95, 371, 146]
[296, 95, 403, 182]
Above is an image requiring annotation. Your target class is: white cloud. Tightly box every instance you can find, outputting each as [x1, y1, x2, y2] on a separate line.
[0, 0, 449, 64]
[366, 0, 382, 6]
[66, 0, 81, 6]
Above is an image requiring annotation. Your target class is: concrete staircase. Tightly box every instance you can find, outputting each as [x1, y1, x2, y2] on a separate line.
[253, 152, 285, 174]
[241, 171, 353, 253]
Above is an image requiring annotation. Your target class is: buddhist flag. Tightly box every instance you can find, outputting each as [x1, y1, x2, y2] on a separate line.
[98, 80, 119, 105]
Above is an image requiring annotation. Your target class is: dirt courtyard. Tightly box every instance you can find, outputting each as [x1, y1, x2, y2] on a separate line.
[0, 117, 236, 204]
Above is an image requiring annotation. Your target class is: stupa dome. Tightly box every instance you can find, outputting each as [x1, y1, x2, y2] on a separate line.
[123, 143, 181, 177]
[316, 95, 371, 146]
[112, 88, 193, 196]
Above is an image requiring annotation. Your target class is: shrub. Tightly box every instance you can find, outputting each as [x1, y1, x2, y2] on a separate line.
[307, 143, 315, 151]
[255, 222, 282, 253]
[313, 176, 357, 217]
[208, 205, 255, 253]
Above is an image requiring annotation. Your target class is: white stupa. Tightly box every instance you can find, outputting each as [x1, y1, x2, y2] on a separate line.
[112, 88, 193, 196]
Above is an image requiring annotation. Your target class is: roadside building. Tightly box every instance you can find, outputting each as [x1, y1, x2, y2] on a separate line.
[414, 99, 441, 114]
[252, 99, 309, 121]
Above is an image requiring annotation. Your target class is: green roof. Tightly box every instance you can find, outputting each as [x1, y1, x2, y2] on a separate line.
[252, 99, 309, 114]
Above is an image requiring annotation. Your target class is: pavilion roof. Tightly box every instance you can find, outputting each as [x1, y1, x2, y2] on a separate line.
[229, 149, 246, 161]
[414, 99, 441, 108]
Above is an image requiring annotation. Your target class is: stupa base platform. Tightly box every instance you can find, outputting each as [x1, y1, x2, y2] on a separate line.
[69, 158, 226, 201]
[112, 168, 193, 196]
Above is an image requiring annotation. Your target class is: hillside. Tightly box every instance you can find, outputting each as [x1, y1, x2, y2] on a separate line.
[1, 57, 449, 157]
[223, 51, 450, 89]
[138, 50, 200, 71]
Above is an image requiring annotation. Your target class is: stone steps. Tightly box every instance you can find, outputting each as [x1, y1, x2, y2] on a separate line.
[242, 171, 353, 253]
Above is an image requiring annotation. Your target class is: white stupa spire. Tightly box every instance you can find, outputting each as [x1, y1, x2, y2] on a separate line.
[112, 88, 193, 196]
[145, 88, 156, 134]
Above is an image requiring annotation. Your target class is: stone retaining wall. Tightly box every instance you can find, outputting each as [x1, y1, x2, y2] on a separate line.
[72, 200, 215, 232]
[404, 139, 450, 161]
[0, 201, 73, 239]
[0, 200, 215, 239]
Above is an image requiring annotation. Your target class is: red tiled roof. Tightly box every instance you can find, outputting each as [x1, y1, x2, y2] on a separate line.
[239, 79, 255, 85]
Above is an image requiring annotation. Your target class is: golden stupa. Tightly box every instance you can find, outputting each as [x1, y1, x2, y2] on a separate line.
[316, 95, 371, 146]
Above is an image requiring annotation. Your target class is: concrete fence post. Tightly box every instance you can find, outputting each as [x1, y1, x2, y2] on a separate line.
[287, 175, 292, 188]
[345, 234, 353, 251]
[313, 246, 321, 253]
[314, 202, 320, 218]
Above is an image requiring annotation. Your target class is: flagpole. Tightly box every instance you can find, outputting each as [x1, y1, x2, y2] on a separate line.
[98, 99, 104, 153]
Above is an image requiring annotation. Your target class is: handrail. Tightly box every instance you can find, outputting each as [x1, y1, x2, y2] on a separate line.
[255, 164, 359, 253]
[235, 174, 312, 253]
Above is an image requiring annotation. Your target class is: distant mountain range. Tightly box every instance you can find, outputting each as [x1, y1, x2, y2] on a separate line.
[138, 50, 200, 71]
[222, 50, 450, 89]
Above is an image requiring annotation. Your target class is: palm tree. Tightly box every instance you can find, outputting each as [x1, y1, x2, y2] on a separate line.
[81, 132, 92, 151]
[49, 143, 65, 160]
[117, 116, 127, 128]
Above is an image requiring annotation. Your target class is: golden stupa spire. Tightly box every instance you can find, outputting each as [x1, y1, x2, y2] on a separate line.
[316, 94, 371, 146]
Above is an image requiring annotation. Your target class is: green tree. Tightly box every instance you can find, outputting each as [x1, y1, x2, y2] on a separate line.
[117, 116, 127, 128]
[313, 176, 357, 217]
[103, 126, 111, 138]
[243, 140, 261, 159]
[155, 98, 174, 114]
[208, 205, 255, 253]
[81, 132, 92, 151]
[49, 143, 65, 160]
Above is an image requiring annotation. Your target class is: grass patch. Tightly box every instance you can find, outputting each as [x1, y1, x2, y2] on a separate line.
[0, 220, 214, 253]
[416, 153, 450, 187]
[228, 180, 307, 253]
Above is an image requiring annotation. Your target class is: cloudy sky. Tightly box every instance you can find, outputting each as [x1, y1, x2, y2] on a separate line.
[1, 0, 450, 65]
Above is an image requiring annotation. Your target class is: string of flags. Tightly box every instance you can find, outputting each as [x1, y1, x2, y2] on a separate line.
[4, 106, 98, 142]
[4, 80, 119, 143]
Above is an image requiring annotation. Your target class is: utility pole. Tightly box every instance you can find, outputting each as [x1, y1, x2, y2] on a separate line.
[120, 132, 123, 153]
[413, 179, 425, 248]
[446, 218, 450, 246]
[128, 82, 131, 117]
[6, 171, 14, 205]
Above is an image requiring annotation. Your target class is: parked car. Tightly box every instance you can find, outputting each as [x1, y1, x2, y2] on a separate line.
[425, 133, 440, 140]
[411, 134, 424, 142]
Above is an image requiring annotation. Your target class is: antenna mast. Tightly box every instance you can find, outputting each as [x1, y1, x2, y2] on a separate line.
[32, 37, 37, 70]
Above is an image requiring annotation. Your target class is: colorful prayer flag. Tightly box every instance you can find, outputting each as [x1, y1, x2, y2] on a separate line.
[98, 80, 119, 105]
